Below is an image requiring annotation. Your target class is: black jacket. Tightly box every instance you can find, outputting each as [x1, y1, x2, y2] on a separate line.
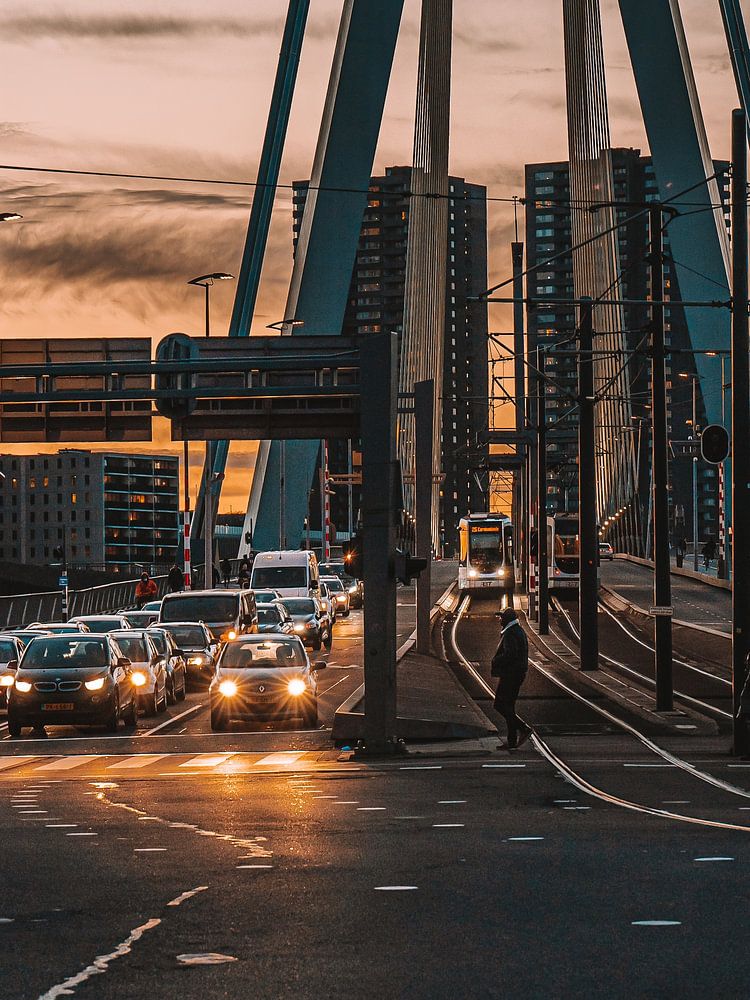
[491, 621, 529, 679]
[167, 565, 183, 592]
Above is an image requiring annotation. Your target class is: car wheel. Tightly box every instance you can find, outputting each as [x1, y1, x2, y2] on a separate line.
[210, 706, 228, 731]
[145, 691, 158, 717]
[176, 671, 187, 701]
[7, 714, 22, 738]
[105, 696, 119, 733]
[124, 696, 138, 728]
[343, 609, 350, 618]
[303, 699, 318, 728]
[324, 631, 333, 651]
[166, 675, 176, 706]
[312, 636, 322, 651]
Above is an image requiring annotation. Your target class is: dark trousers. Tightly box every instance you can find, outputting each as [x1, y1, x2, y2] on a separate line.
[494, 671, 527, 747]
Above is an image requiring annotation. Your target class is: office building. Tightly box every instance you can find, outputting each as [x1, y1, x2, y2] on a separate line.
[0, 450, 179, 571]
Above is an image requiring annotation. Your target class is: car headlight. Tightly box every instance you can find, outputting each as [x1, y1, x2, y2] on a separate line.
[287, 678, 306, 697]
[226, 630, 237, 641]
[306, 621, 316, 629]
[219, 679, 237, 697]
[0, 674, 14, 687]
[131, 671, 147, 687]
[336, 594, 346, 602]
[497, 569, 505, 577]
[188, 656, 204, 665]
[468, 569, 477, 578]
[84, 677, 106, 691]
[294, 624, 305, 633]
[348, 585, 357, 593]
[14, 680, 32, 692]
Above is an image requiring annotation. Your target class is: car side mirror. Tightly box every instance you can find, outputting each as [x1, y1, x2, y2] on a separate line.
[313, 661, 327, 671]
[116, 656, 131, 669]
[6, 659, 18, 671]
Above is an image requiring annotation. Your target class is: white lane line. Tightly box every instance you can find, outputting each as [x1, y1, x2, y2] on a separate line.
[134, 848, 167, 853]
[141, 703, 203, 736]
[694, 856, 734, 862]
[507, 837, 545, 842]
[236, 864, 273, 869]
[438, 800, 467, 804]
[632, 921, 682, 927]
[433, 824, 464, 828]
[357, 807, 386, 811]
[107, 755, 170, 770]
[167, 886, 208, 907]
[67, 832, 98, 837]
[319, 675, 350, 694]
[178, 753, 235, 768]
[399, 765, 442, 771]
[37, 917, 161, 999]
[623, 764, 675, 768]
[255, 752, 306, 766]
[35, 756, 101, 772]
[15, 809, 46, 814]
[332, 801, 360, 805]
[663, 800, 690, 805]
[374, 886, 418, 891]
[46, 823, 78, 828]
[482, 764, 526, 768]
[0, 756, 37, 772]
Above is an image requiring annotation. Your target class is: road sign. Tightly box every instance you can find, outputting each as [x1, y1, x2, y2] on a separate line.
[58, 575, 68, 588]
[649, 606, 673, 617]
[701, 423, 730, 464]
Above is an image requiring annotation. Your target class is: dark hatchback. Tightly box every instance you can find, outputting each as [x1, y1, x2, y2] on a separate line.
[7, 634, 138, 736]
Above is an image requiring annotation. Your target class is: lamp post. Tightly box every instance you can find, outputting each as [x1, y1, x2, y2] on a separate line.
[188, 272, 234, 586]
[679, 373, 701, 571]
[266, 319, 304, 548]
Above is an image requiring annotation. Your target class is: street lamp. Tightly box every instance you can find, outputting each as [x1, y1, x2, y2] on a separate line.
[267, 318, 304, 334]
[187, 272, 234, 338]
[266, 318, 304, 547]
[0, 213, 22, 222]
[679, 372, 701, 571]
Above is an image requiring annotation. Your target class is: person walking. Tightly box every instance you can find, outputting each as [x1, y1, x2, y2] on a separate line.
[491, 607, 532, 751]
[135, 572, 158, 609]
[167, 563, 184, 593]
[238, 561, 250, 589]
[702, 537, 716, 570]
[221, 558, 232, 588]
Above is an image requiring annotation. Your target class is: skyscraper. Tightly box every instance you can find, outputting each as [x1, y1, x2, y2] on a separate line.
[292, 166, 489, 554]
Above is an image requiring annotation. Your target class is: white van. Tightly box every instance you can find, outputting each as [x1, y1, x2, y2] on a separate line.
[250, 550, 319, 599]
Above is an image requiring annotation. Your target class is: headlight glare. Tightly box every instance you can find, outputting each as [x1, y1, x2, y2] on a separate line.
[294, 624, 305, 633]
[0, 674, 14, 687]
[131, 671, 147, 687]
[219, 679, 237, 697]
[188, 656, 204, 665]
[287, 678, 306, 697]
[14, 680, 32, 692]
[85, 677, 106, 691]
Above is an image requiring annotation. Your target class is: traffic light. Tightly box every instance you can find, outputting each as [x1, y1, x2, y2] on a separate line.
[701, 423, 730, 464]
[394, 548, 428, 586]
[343, 534, 363, 578]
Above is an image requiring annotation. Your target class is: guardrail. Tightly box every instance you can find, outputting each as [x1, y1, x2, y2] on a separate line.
[0, 575, 170, 629]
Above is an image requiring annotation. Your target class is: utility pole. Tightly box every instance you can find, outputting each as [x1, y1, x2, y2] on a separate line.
[512, 241, 526, 590]
[691, 376, 699, 572]
[649, 204, 674, 711]
[182, 440, 191, 590]
[578, 298, 598, 670]
[731, 107, 750, 755]
[415, 379, 434, 655]
[204, 440, 215, 588]
[536, 346, 549, 634]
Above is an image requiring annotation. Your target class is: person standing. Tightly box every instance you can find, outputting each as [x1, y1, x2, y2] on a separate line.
[167, 564, 184, 593]
[238, 561, 250, 589]
[491, 607, 532, 750]
[135, 572, 158, 609]
[221, 558, 232, 588]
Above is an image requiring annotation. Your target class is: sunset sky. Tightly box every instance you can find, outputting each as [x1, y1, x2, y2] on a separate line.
[0, 0, 742, 510]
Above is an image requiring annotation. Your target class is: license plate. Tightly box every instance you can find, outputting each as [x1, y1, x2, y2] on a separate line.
[481, 581, 495, 588]
[42, 703, 74, 711]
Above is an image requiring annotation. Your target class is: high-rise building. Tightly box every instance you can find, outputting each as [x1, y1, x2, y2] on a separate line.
[524, 149, 729, 551]
[0, 450, 179, 572]
[292, 166, 489, 555]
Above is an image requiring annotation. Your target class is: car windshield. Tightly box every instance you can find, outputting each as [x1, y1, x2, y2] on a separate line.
[22, 637, 108, 669]
[251, 566, 307, 589]
[281, 599, 316, 616]
[222, 639, 306, 669]
[258, 608, 282, 625]
[324, 578, 344, 593]
[148, 631, 167, 654]
[162, 625, 207, 648]
[78, 618, 123, 633]
[320, 563, 346, 577]
[112, 636, 149, 661]
[0, 640, 16, 661]
[142, 601, 162, 611]
[253, 591, 278, 602]
[161, 595, 237, 623]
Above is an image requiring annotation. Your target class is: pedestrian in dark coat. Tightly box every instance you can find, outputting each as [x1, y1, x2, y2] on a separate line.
[167, 564, 184, 593]
[491, 607, 532, 750]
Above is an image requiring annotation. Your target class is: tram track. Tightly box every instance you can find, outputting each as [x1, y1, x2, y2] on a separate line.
[446, 594, 750, 832]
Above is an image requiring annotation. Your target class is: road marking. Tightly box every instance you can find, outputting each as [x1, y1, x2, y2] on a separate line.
[694, 856, 734, 862]
[624, 764, 675, 768]
[663, 800, 690, 804]
[0, 756, 37, 772]
[46, 823, 77, 828]
[507, 836, 544, 841]
[320, 674, 350, 694]
[36, 756, 101, 771]
[167, 886, 208, 907]
[142, 704, 203, 736]
[176, 953, 236, 966]
[374, 886, 418, 891]
[357, 807, 386, 811]
[332, 801, 359, 805]
[438, 800, 467, 804]
[482, 763, 526, 768]
[107, 755, 170, 770]
[15, 809, 46, 814]
[67, 832, 97, 837]
[236, 864, 273, 869]
[632, 921, 682, 927]
[433, 823, 464, 828]
[255, 752, 305, 766]
[179, 753, 235, 768]
[134, 848, 167, 852]
[399, 765, 442, 770]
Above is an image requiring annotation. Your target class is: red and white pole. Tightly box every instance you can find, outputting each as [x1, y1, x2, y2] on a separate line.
[323, 439, 331, 562]
[183, 510, 192, 590]
[718, 460, 726, 577]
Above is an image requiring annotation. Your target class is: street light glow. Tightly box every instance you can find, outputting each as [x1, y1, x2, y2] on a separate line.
[0, 213, 22, 222]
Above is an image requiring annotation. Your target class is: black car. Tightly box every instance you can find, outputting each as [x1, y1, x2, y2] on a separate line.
[318, 562, 363, 608]
[7, 634, 138, 736]
[0, 635, 24, 709]
[146, 627, 188, 704]
[155, 622, 218, 688]
[279, 598, 332, 652]
[257, 602, 295, 635]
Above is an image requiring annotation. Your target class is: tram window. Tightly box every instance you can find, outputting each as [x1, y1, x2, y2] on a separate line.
[459, 526, 468, 566]
[468, 528, 503, 572]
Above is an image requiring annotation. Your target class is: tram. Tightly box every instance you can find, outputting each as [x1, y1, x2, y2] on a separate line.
[458, 513, 515, 596]
[547, 513, 580, 590]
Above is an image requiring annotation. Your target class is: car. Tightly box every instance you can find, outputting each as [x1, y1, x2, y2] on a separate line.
[110, 631, 168, 716]
[319, 561, 363, 608]
[318, 580, 337, 623]
[0, 636, 24, 709]
[321, 576, 350, 617]
[141, 599, 162, 611]
[26, 622, 91, 635]
[209, 634, 325, 731]
[155, 622, 218, 688]
[7, 633, 138, 736]
[252, 589, 283, 605]
[278, 597, 332, 652]
[159, 590, 258, 642]
[70, 615, 132, 634]
[250, 550, 319, 598]
[598, 541, 614, 561]
[118, 609, 160, 629]
[257, 602, 295, 635]
[145, 627, 187, 704]
[2, 630, 53, 647]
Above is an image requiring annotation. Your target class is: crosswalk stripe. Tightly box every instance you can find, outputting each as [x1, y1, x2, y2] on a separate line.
[0, 756, 37, 772]
[35, 755, 102, 771]
[255, 752, 306, 766]
[178, 753, 235, 768]
[107, 755, 171, 770]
